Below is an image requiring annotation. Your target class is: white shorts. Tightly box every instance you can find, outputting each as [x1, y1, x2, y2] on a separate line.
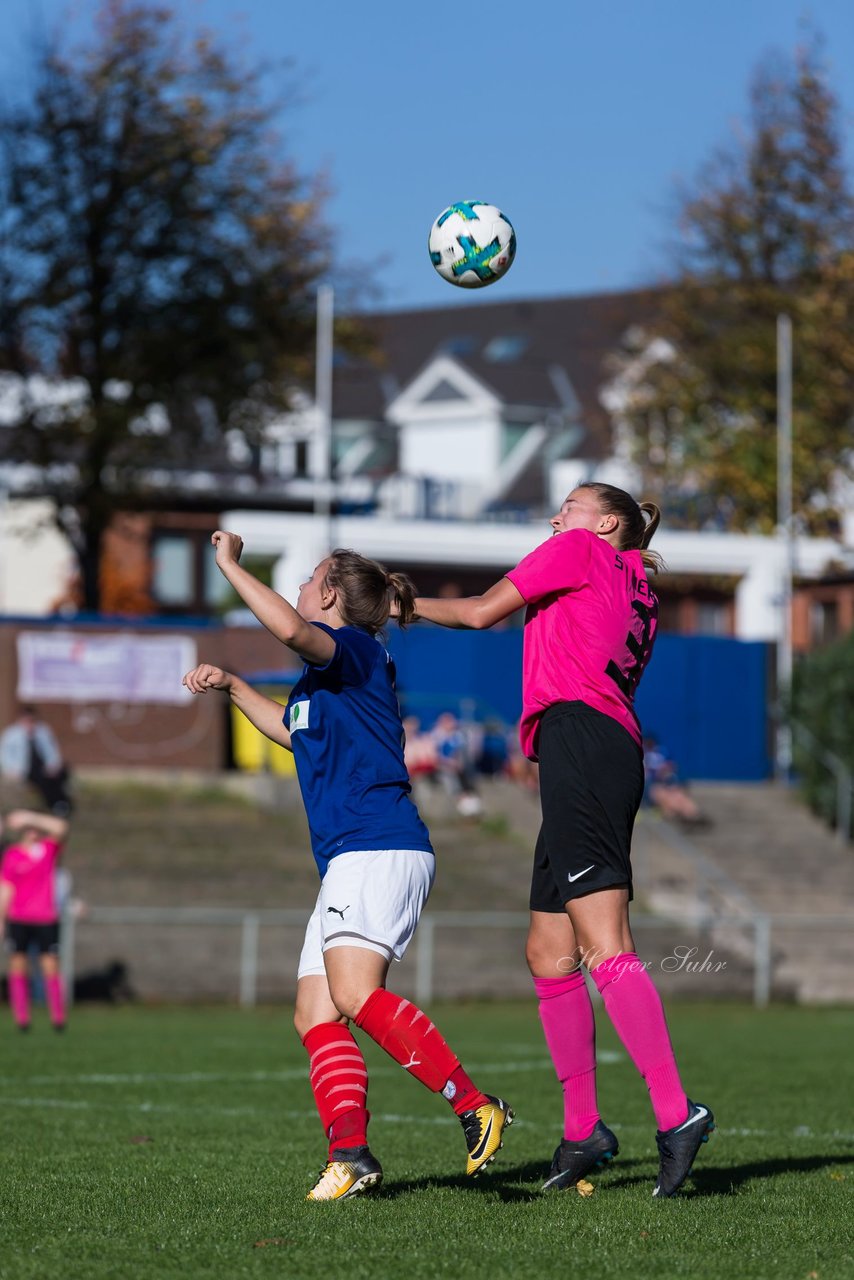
[296, 848, 435, 979]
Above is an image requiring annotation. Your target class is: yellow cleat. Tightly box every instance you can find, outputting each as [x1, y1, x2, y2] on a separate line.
[459, 1096, 514, 1176]
[306, 1146, 383, 1202]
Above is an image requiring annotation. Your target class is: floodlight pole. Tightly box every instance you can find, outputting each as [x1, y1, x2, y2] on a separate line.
[775, 313, 794, 781]
[314, 284, 334, 553]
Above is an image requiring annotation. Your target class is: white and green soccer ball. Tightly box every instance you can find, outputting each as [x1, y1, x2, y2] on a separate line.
[428, 201, 516, 289]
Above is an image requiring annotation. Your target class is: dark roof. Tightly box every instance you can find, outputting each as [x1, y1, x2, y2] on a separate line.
[333, 287, 665, 458]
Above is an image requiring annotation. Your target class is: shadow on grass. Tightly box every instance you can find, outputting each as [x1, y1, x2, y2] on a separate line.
[373, 1158, 647, 1203]
[690, 1151, 854, 1195]
[375, 1152, 854, 1202]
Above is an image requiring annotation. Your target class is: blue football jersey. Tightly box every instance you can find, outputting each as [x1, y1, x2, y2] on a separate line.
[285, 623, 434, 878]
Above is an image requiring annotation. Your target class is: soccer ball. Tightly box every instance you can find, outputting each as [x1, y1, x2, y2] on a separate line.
[428, 201, 516, 289]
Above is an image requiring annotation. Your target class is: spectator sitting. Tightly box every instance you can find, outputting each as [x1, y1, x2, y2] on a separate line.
[477, 720, 510, 778]
[643, 737, 709, 827]
[431, 712, 483, 818]
[402, 717, 439, 782]
[0, 706, 73, 817]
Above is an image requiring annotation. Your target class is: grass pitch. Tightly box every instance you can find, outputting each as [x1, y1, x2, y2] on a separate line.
[0, 1002, 851, 1280]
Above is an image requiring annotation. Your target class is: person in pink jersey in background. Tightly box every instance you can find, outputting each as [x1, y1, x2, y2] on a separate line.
[1, 809, 70, 1032]
[409, 483, 715, 1198]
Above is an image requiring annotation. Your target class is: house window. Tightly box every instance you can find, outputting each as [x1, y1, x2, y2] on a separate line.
[151, 524, 231, 614]
[656, 598, 683, 633]
[152, 536, 194, 606]
[501, 422, 529, 460]
[696, 601, 730, 636]
[810, 600, 839, 647]
[203, 542, 232, 608]
[483, 335, 528, 363]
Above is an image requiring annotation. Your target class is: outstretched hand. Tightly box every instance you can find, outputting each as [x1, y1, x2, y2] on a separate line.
[182, 664, 233, 695]
[211, 530, 244, 568]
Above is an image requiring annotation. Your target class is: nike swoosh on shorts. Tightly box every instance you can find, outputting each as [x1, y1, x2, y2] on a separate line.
[567, 865, 595, 883]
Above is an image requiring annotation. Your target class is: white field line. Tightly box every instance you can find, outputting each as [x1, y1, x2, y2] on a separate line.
[0, 1051, 622, 1090]
[0, 1094, 852, 1144]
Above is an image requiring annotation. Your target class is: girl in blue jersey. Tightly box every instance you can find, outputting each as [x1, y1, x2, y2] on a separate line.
[183, 531, 512, 1201]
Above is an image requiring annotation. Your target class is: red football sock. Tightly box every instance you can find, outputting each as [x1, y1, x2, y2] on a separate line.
[354, 988, 489, 1115]
[302, 1022, 370, 1155]
[533, 972, 600, 1140]
[591, 952, 688, 1132]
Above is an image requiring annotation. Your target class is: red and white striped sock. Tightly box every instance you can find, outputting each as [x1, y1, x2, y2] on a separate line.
[302, 1022, 370, 1155]
[354, 988, 488, 1116]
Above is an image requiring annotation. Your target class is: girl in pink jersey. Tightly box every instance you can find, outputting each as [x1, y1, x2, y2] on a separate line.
[412, 483, 714, 1198]
[0, 809, 70, 1031]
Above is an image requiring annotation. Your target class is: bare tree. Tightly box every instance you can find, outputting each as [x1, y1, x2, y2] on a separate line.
[0, 1, 336, 607]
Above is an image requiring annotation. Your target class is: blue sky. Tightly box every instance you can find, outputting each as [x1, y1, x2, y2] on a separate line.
[4, 1, 854, 311]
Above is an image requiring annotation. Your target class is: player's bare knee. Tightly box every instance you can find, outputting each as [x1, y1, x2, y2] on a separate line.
[526, 936, 561, 976]
[328, 984, 368, 1022]
[293, 1004, 347, 1039]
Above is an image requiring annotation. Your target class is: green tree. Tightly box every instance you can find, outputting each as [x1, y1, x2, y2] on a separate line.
[607, 39, 854, 532]
[0, 1, 336, 609]
[791, 631, 854, 837]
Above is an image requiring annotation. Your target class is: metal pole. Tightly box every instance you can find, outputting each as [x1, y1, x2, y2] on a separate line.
[414, 915, 435, 1007]
[775, 314, 794, 781]
[753, 914, 772, 1008]
[314, 284, 334, 553]
[239, 913, 260, 1008]
[832, 758, 853, 845]
[60, 898, 76, 1011]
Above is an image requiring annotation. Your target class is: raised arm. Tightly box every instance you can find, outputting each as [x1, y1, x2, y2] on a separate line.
[5, 810, 70, 841]
[211, 531, 335, 666]
[182, 664, 293, 750]
[0, 878, 11, 929]
[414, 577, 525, 630]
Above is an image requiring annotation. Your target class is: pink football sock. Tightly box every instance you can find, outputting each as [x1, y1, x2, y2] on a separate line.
[9, 973, 31, 1028]
[591, 952, 688, 1132]
[45, 973, 66, 1028]
[533, 972, 600, 1141]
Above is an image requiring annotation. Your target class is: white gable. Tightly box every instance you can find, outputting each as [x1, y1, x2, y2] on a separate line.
[386, 355, 501, 425]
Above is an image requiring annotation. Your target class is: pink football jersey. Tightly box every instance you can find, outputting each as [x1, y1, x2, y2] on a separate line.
[1, 838, 63, 923]
[506, 528, 658, 759]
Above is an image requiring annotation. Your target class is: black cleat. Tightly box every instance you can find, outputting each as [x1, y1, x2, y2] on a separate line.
[652, 1099, 715, 1197]
[542, 1120, 619, 1190]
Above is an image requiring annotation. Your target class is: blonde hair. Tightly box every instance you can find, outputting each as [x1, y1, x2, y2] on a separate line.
[324, 548, 417, 631]
[575, 483, 665, 573]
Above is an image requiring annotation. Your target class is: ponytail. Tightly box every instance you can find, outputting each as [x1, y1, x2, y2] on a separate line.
[576, 483, 666, 574]
[386, 571, 417, 628]
[637, 502, 665, 572]
[324, 549, 417, 631]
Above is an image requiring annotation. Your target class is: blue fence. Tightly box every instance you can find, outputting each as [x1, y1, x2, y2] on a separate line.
[386, 628, 772, 782]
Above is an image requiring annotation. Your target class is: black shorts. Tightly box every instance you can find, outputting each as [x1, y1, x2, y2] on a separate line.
[530, 702, 644, 912]
[4, 922, 61, 956]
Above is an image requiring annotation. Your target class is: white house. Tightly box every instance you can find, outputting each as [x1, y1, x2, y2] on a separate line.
[1, 288, 851, 639]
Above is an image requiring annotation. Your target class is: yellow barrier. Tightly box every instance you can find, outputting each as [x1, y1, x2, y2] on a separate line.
[230, 694, 296, 777]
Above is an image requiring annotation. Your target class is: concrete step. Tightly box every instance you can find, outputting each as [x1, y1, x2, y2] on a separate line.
[636, 783, 854, 1003]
